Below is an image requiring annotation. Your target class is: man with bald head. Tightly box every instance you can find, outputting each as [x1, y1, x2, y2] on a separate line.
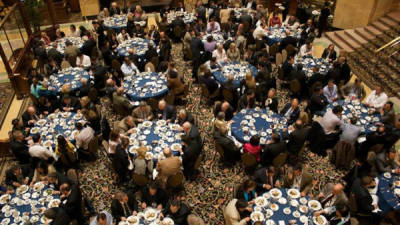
[283, 119, 310, 157]
[280, 98, 300, 125]
[156, 147, 182, 188]
[59, 182, 83, 224]
[116, 115, 136, 137]
[22, 106, 40, 128]
[179, 122, 203, 179]
[113, 87, 134, 113]
[156, 99, 176, 122]
[214, 101, 235, 121]
[315, 183, 348, 218]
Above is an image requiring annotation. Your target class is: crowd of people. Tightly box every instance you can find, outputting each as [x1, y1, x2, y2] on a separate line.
[1, 0, 400, 225]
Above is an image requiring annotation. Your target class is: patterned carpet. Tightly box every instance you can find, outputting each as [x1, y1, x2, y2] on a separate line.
[0, 82, 14, 127]
[77, 43, 345, 224]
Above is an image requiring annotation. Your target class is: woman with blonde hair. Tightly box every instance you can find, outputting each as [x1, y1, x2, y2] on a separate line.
[227, 43, 241, 62]
[241, 72, 256, 93]
[133, 146, 153, 177]
[134, 5, 146, 21]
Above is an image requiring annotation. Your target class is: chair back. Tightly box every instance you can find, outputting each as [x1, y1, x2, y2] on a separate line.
[241, 153, 257, 168]
[173, 26, 183, 40]
[167, 171, 184, 188]
[88, 136, 98, 155]
[348, 192, 358, 213]
[144, 62, 155, 72]
[88, 88, 98, 103]
[133, 173, 149, 186]
[232, 183, 241, 198]
[277, 66, 284, 80]
[61, 60, 71, 69]
[285, 44, 296, 57]
[200, 84, 210, 98]
[275, 53, 283, 67]
[91, 47, 98, 60]
[111, 59, 122, 73]
[215, 142, 224, 158]
[165, 92, 175, 105]
[269, 44, 278, 57]
[113, 103, 130, 117]
[272, 152, 287, 168]
[151, 57, 159, 70]
[222, 89, 233, 104]
[290, 79, 301, 93]
[146, 98, 158, 111]
[282, 49, 288, 62]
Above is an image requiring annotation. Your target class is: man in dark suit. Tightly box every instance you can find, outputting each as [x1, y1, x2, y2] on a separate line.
[109, 2, 121, 16]
[156, 100, 176, 122]
[179, 122, 202, 178]
[47, 42, 63, 66]
[132, 24, 146, 38]
[10, 130, 30, 165]
[190, 31, 204, 81]
[80, 36, 96, 57]
[239, 10, 253, 33]
[161, 200, 191, 225]
[309, 86, 328, 116]
[375, 149, 399, 174]
[92, 65, 107, 93]
[59, 183, 83, 224]
[237, 89, 256, 110]
[280, 98, 300, 125]
[338, 56, 351, 84]
[22, 106, 40, 128]
[214, 101, 235, 121]
[254, 166, 280, 193]
[221, 75, 239, 109]
[279, 30, 298, 52]
[261, 133, 287, 167]
[176, 109, 195, 126]
[327, 62, 341, 85]
[5, 165, 29, 188]
[214, 127, 241, 166]
[59, 95, 81, 113]
[264, 88, 279, 113]
[351, 176, 379, 215]
[111, 191, 138, 223]
[308, 66, 325, 88]
[282, 56, 295, 81]
[148, 25, 160, 46]
[283, 120, 310, 155]
[141, 182, 169, 210]
[122, 1, 135, 14]
[43, 207, 71, 225]
[48, 172, 71, 191]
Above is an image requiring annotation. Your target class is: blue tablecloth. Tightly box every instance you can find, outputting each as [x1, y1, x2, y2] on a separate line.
[127, 121, 183, 163]
[167, 11, 196, 24]
[117, 38, 155, 65]
[45, 37, 83, 55]
[48, 67, 90, 93]
[326, 99, 381, 134]
[202, 32, 233, 45]
[266, 27, 301, 45]
[251, 188, 319, 224]
[231, 108, 287, 143]
[212, 61, 258, 87]
[377, 173, 400, 213]
[294, 56, 331, 78]
[0, 184, 60, 225]
[103, 15, 127, 32]
[123, 72, 169, 101]
[30, 112, 84, 148]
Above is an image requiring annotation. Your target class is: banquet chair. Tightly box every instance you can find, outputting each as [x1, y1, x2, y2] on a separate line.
[285, 44, 296, 57]
[167, 171, 184, 189]
[332, 141, 355, 170]
[241, 153, 257, 174]
[29, 93, 39, 107]
[111, 60, 122, 74]
[222, 89, 234, 104]
[268, 44, 278, 58]
[133, 174, 149, 186]
[275, 53, 283, 67]
[175, 85, 189, 104]
[348, 192, 377, 225]
[67, 169, 79, 186]
[88, 136, 99, 159]
[282, 49, 288, 62]
[151, 57, 159, 70]
[61, 60, 71, 69]
[272, 152, 287, 168]
[289, 79, 301, 98]
[113, 103, 130, 117]
[215, 142, 225, 158]
[165, 93, 175, 105]
[144, 62, 155, 72]
[147, 98, 158, 111]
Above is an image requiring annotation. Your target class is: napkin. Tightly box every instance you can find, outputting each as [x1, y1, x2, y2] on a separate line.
[279, 221, 285, 225]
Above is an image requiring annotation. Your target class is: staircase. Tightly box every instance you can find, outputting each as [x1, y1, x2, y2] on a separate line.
[324, 10, 400, 97]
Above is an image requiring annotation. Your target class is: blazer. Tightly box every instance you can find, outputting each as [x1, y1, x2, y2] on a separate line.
[141, 187, 169, 208]
[49, 207, 71, 225]
[156, 156, 182, 179]
[81, 39, 96, 57]
[132, 106, 154, 123]
[111, 195, 138, 222]
[283, 127, 310, 154]
[375, 152, 397, 174]
[167, 77, 185, 95]
[310, 93, 328, 113]
[319, 183, 348, 208]
[162, 202, 191, 225]
[254, 167, 279, 193]
[280, 104, 300, 125]
[113, 92, 133, 112]
[22, 111, 39, 127]
[64, 46, 79, 67]
[261, 142, 287, 167]
[59, 185, 82, 222]
[282, 170, 313, 194]
[265, 97, 278, 113]
[155, 104, 176, 121]
[223, 199, 248, 225]
[351, 179, 374, 214]
[5, 169, 23, 187]
[321, 49, 337, 61]
[10, 140, 30, 164]
[177, 113, 194, 126]
[47, 48, 63, 65]
[190, 37, 205, 59]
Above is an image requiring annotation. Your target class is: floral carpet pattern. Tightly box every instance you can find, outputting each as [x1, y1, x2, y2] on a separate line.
[78, 43, 345, 224]
[0, 82, 14, 127]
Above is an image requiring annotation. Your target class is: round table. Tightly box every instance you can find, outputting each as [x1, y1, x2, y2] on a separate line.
[117, 38, 155, 58]
[103, 15, 127, 32]
[123, 72, 169, 101]
[45, 37, 83, 55]
[30, 111, 86, 148]
[250, 188, 326, 225]
[167, 11, 196, 24]
[212, 61, 258, 87]
[48, 67, 90, 93]
[294, 56, 331, 78]
[230, 108, 287, 143]
[265, 27, 301, 45]
[326, 99, 380, 134]
[201, 32, 233, 44]
[118, 208, 175, 225]
[377, 172, 400, 213]
[127, 121, 183, 162]
[0, 183, 60, 225]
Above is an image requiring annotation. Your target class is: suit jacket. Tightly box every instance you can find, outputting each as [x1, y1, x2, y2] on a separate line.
[141, 187, 169, 208]
[214, 130, 237, 154]
[254, 167, 279, 193]
[182, 125, 202, 146]
[111, 194, 138, 222]
[5, 169, 23, 187]
[261, 142, 286, 167]
[177, 113, 195, 126]
[113, 92, 133, 112]
[157, 156, 182, 179]
[223, 199, 248, 225]
[59, 185, 82, 222]
[279, 36, 298, 51]
[112, 144, 129, 177]
[382, 109, 395, 126]
[283, 127, 310, 154]
[375, 152, 397, 174]
[167, 77, 184, 95]
[132, 106, 153, 123]
[156, 104, 176, 121]
[280, 104, 300, 125]
[321, 49, 337, 61]
[310, 93, 328, 113]
[282, 170, 313, 194]
[81, 40, 96, 57]
[282, 61, 293, 79]
[319, 183, 348, 208]
[59, 97, 81, 112]
[200, 76, 218, 94]
[162, 202, 191, 225]
[265, 97, 278, 113]
[47, 48, 63, 65]
[49, 207, 71, 225]
[93, 66, 107, 90]
[22, 111, 39, 127]
[190, 37, 204, 59]
[64, 46, 79, 67]
[351, 178, 374, 214]
[214, 103, 234, 121]
[109, 7, 121, 16]
[10, 140, 30, 164]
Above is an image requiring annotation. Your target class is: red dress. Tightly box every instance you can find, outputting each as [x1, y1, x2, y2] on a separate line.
[269, 16, 282, 27]
[243, 143, 262, 162]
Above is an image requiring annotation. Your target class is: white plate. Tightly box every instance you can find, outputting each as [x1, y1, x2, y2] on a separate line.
[287, 189, 300, 198]
[283, 207, 291, 214]
[278, 198, 287, 205]
[293, 210, 300, 218]
[48, 199, 61, 208]
[144, 208, 157, 221]
[126, 216, 139, 225]
[300, 215, 308, 223]
[269, 188, 282, 199]
[290, 200, 299, 207]
[308, 200, 322, 211]
[384, 172, 391, 179]
[145, 152, 154, 160]
[254, 197, 268, 207]
[299, 197, 307, 204]
[160, 217, 174, 225]
[30, 127, 40, 134]
[171, 143, 182, 151]
[313, 215, 328, 225]
[299, 205, 308, 213]
[266, 219, 275, 225]
[270, 203, 279, 211]
[16, 185, 29, 195]
[0, 194, 10, 204]
[250, 211, 264, 222]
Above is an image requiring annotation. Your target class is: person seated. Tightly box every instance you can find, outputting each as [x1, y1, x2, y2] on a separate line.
[59, 183, 83, 224]
[160, 200, 191, 225]
[236, 179, 257, 203]
[351, 176, 380, 217]
[55, 135, 78, 171]
[379, 101, 395, 126]
[264, 88, 278, 113]
[282, 164, 313, 196]
[12, 118, 30, 140]
[214, 101, 235, 121]
[111, 191, 138, 223]
[339, 117, 361, 145]
[75, 122, 94, 152]
[261, 133, 286, 167]
[10, 130, 30, 165]
[283, 15, 300, 29]
[320, 105, 343, 136]
[121, 56, 140, 77]
[282, 119, 310, 155]
[254, 166, 281, 193]
[321, 44, 337, 62]
[155, 99, 176, 122]
[365, 85, 388, 109]
[309, 86, 328, 116]
[167, 70, 185, 97]
[203, 35, 216, 53]
[90, 211, 113, 225]
[340, 78, 366, 100]
[314, 183, 348, 217]
[30, 160, 57, 184]
[206, 18, 221, 33]
[280, 98, 300, 125]
[223, 199, 252, 225]
[40, 31, 51, 45]
[243, 135, 262, 162]
[282, 56, 294, 81]
[59, 95, 80, 112]
[109, 2, 121, 16]
[115, 116, 136, 137]
[214, 126, 241, 166]
[76, 51, 91, 69]
[113, 87, 134, 113]
[156, 147, 182, 188]
[212, 44, 228, 63]
[176, 109, 194, 126]
[299, 40, 313, 57]
[29, 133, 54, 161]
[238, 89, 256, 110]
[132, 101, 153, 124]
[227, 43, 240, 62]
[323, 80, 338, 103]
[47, 171, 70, 191]
[133, 146, 153, 177]
[141, 182, 169, 210]
[269, 11, 282, 27]
[200, 70, 219, 96]
[326, 204, 351, 225]
[147, 25, 160, 45]
[375, 149, 400, 174]
[117, 29, 130, 44]
[132, 24, 145, 38]
[43, 207, 71, 225]
[214, 111, 228, 133]
[5, 165, 29, 188]
[22, 106, 40, 128]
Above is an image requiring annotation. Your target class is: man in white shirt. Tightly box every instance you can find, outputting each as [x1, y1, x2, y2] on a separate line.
[299, 41, 314, 57]
[212, 44, 228, 63]
[75, 122, 94, 151]
[320, 105, 343, 135]
[69, 24, 80, 38]
[283, 15, 300, 30]
[117, 29, 131, 44]
[365, 85, 388, 109]
[121, 56, 140, 76]
[252, 23, 266, 40]
[76, 52, 91, 69]
[206, 18, 221, 33]
[29, 134, 54, 160]
[90, 211, 113, 225]
[323, 80, 338, 103]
